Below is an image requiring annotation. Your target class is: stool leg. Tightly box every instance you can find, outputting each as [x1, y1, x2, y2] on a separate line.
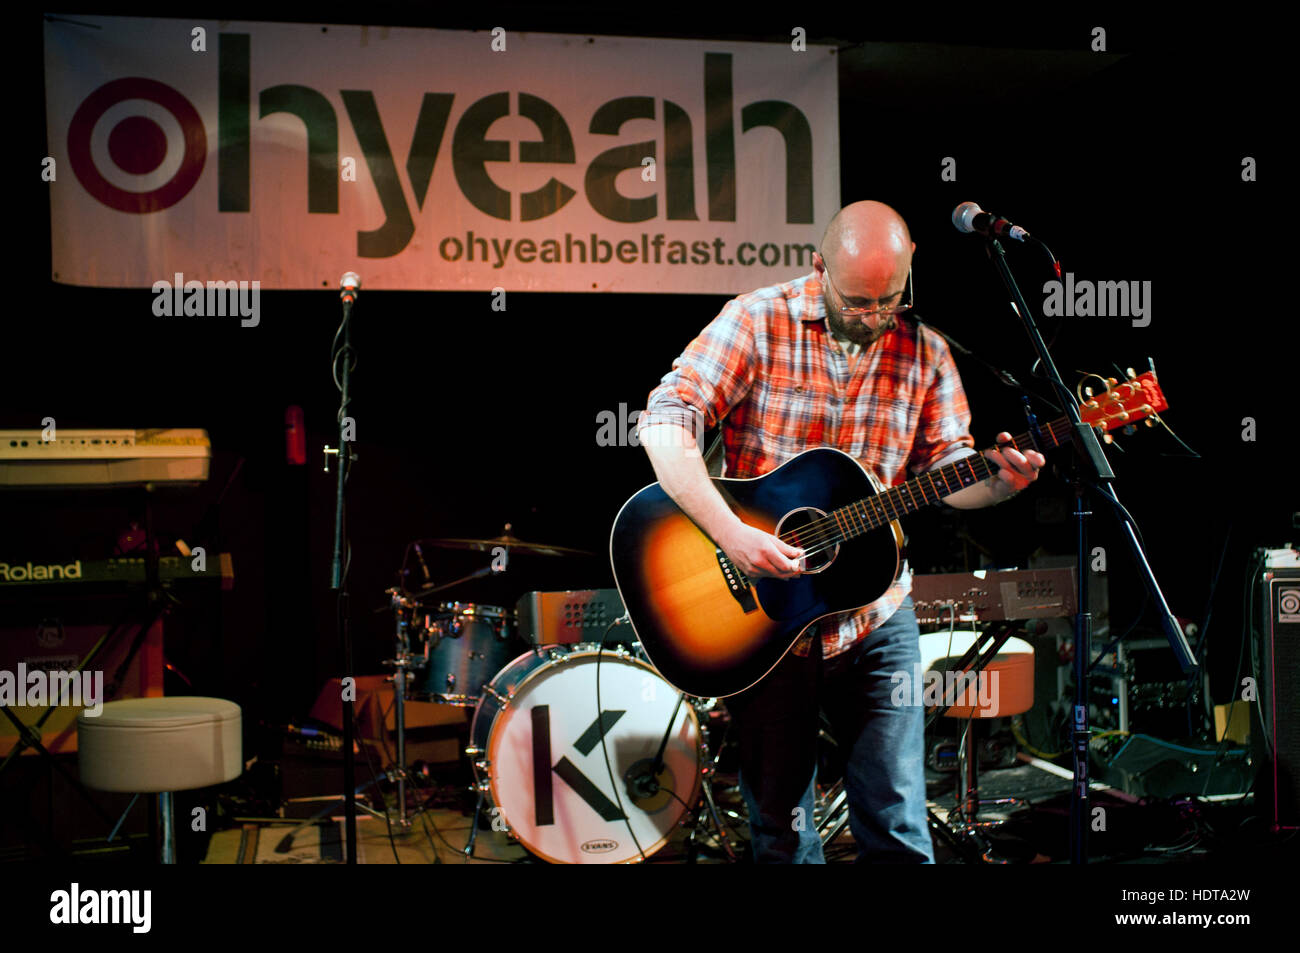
[159, 792, 175, 864]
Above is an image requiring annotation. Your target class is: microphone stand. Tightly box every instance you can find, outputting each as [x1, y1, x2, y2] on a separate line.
[626, 692, 686, 800]
[327, 277, 359, 863]
[975, 236, 1197, 864]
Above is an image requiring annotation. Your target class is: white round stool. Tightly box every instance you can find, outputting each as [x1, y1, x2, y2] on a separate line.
[920, 630, 1035, 853]
[77, 697, 242, 863]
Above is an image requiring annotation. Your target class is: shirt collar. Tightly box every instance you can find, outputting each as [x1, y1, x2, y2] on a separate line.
[798, 271, 827, 323]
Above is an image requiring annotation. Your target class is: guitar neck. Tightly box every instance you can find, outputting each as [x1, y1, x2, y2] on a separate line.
[834, 415, 1072, 537]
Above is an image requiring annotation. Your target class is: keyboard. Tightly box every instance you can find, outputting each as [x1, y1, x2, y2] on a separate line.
[0, 429, 210, 487]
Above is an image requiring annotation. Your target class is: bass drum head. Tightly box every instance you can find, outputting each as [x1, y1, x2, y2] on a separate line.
[474, 648, 701, 864]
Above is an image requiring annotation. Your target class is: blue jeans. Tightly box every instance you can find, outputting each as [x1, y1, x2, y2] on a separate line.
[729, 598, 933, 863]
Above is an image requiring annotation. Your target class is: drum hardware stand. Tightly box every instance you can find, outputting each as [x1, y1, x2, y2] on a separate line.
[380, 587, 419, 831]
[461, 786, 487, 859]
[683, 707, 739, 863]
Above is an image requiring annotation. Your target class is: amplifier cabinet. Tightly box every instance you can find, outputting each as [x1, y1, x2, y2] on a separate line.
[1258, 563, 1300, 829]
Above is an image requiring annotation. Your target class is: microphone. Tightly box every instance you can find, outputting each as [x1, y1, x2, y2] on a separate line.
[952, 202, 1030, 243]
[340, 271, 361, 305]
[624, 758, 662, 803]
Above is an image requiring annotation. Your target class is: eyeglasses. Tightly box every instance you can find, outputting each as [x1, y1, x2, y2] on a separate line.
[820, 258, 913, 320]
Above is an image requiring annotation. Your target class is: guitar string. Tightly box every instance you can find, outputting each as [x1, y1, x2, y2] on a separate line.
[772, 448, 1001, 550]
[768, 421, 1068, 555]
[784, 417, 1069, 552]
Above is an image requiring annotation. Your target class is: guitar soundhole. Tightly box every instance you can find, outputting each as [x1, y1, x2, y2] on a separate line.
[775, 507, 839, 574]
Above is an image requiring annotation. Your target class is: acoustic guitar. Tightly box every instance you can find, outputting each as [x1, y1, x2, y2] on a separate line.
[609, 372, 1168, 698]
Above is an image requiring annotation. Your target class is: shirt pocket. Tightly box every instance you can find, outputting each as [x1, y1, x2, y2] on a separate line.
[760, 372, 839, 454]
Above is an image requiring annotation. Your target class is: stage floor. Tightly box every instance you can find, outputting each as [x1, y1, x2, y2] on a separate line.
[197, 751, 1268, 864]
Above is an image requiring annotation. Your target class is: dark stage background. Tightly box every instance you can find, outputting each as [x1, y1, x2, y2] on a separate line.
[6, 7, 1288, 743]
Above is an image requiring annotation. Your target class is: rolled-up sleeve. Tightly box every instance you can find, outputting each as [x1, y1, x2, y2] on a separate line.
[906, 330, 976, 474]
[638, 299, 757, 438]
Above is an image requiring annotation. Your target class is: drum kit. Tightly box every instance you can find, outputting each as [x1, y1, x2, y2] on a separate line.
[377, 526, 739, 864]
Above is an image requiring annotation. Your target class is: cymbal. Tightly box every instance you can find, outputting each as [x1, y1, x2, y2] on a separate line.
[423, 524, 593, 558]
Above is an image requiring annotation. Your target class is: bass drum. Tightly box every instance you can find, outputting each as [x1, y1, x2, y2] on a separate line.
[468, 646, 702, 864]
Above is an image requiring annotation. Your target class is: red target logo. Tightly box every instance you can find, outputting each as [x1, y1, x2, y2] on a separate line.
[67, 77, 206, 213]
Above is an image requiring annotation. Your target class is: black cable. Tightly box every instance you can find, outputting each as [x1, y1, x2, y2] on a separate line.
[330, 311, 357, 394]
[417, 810, 441, 860]
[663, 788, 693, 812]
[1184, 547, 1267, 801]
[596, 615, 648, 862]
[1085, 481, 1146, 550]
[1087, 590, 1150, 675]
[1245, 549, 1271, 758]
[1026, 239, 1064, 383]
[1193, 524, 1233, 665]
[385, 692, 524, 864]
[1186, 524, 1233, 737]
[398, 746, 515, 863]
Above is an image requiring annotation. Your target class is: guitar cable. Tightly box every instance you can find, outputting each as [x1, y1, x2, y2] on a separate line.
[596, 614, 650, 863]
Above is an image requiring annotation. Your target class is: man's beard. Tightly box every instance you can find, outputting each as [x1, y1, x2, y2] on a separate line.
[826, 302, 895, 347]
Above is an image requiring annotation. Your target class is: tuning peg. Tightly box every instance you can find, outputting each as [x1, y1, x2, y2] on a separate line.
[1102, 433, 1113, 444]
[1145, 417, 1156, 427]
[1084, 386, 1094, 398]
[1123, 424, 1136, 435]
[1126, 367, 1136, 380]
[1106, 377, 1118, 389]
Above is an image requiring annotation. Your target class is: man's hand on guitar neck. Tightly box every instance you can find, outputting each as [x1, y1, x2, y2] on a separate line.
[946, 431, 1046, 509]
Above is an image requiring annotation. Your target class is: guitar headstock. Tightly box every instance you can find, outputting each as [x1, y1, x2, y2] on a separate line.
[1078, 370, 1169, 442]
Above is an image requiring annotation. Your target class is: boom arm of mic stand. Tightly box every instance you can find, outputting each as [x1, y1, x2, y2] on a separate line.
[650, 693, 686, 780]
[412, 565, 498, 597]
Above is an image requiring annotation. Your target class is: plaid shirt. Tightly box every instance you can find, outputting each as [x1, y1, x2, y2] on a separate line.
[640, 270, 976, 659]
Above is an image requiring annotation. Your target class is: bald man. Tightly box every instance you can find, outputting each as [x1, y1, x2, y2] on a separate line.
[638, 201, 1043, 863]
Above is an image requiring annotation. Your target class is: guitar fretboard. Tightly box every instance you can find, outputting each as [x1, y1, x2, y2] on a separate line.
[794, 416, 1071, 549]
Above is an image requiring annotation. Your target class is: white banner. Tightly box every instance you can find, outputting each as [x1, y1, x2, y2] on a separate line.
[44, 16, 839, 293]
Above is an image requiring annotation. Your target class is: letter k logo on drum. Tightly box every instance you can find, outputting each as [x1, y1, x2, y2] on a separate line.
[531, 706, 627, 825]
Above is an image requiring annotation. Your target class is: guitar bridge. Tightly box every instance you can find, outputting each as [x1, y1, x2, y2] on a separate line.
[715, 549, 758, 613]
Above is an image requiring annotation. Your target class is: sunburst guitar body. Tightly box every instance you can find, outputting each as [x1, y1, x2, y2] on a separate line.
[611, 448, 901, 698]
